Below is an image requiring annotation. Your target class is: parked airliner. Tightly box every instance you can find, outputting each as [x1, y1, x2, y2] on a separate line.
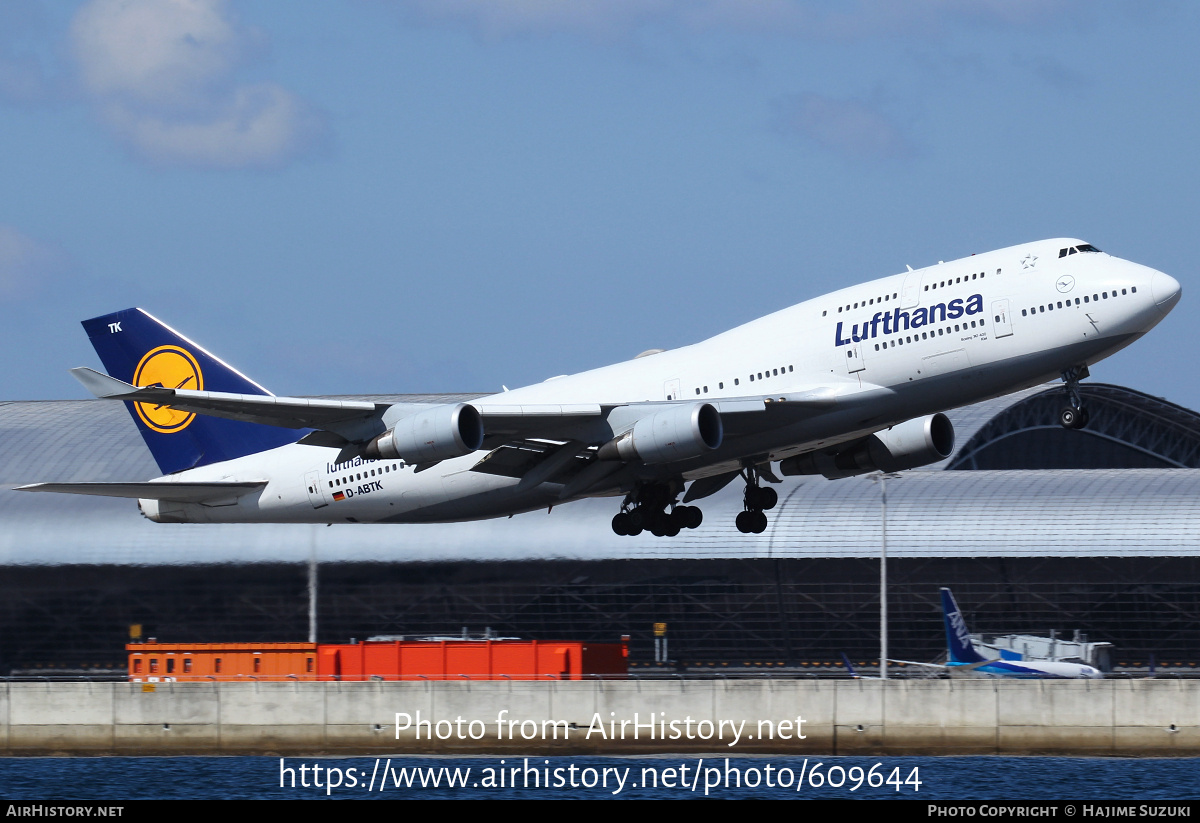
[18, 238, 1181, 536]
[929, 587, 1104, 679]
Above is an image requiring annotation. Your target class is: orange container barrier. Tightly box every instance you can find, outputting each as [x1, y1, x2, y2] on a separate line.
[128, 638, 628, 681]
[128, 642, 318, 681]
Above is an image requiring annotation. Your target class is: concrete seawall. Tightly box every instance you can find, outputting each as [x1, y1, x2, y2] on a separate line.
[2, 679, 1197, 756]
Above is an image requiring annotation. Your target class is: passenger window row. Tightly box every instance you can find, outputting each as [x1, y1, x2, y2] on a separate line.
[924, 270, 994, 292]
[824, 292, 900, 316]
[1020, 287, 1134, 318]
[822, 269, 1001, 318]
[329, 463, 400, 489]
[694, 365, 795, 396]
[871, 320, 984, 351]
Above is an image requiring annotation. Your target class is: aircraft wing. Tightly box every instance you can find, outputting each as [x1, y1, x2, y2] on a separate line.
[70, 367, 384, 430]
[472, 404, 606, 446]
[888, 659, 999, 673]
[71, 363, 893, 492]
[14, 481, 266, 503]
[74, 363, 890, 445]
[889, 659, 949, 668]
[467, 385, 893, 495]
[473, 384, 894, 446]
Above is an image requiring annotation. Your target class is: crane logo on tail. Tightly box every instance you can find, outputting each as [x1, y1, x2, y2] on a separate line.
[132, 345, 203, 433]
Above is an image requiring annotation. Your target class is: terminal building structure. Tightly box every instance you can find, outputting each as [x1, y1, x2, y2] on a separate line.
[2, 382, 1199, 674]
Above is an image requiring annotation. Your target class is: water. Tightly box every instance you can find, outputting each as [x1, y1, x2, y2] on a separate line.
[0, 756, 1197, 800]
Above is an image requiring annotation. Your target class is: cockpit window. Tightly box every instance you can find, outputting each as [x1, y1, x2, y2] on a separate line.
[1059, 244, 1102, 257]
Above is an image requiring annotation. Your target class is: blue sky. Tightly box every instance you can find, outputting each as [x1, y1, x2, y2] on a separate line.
[2, 1, 1197, 412]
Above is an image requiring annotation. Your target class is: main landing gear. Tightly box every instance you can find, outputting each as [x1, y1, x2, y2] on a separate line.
[1059, 365, 1091, 430]
[735, 466, 778, 534]
[612, 467, 781, 537]
[611, 481, 703, 537]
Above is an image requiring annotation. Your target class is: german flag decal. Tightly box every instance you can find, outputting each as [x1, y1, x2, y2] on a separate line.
[332, 491, 346, 502]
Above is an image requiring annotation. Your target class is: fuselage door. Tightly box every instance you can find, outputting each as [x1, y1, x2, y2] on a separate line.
[304, 470, 328, 509]
[664, 378, 681, 401]
[901, 270, 923, 309]
[843, 343, 865, 374]
[992, 299, 1013, 338]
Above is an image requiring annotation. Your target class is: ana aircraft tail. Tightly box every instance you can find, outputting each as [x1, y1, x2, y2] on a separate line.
[81, 308, 301, 474]
[941, 587, 988, 665]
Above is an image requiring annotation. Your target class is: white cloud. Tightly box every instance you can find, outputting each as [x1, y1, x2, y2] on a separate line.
[773, 93, 914, 161]
[98, 81, 324, 170]
[71, 0, 246, 105]
[0, 225, 68, 300]
[70, 0, 326, 169]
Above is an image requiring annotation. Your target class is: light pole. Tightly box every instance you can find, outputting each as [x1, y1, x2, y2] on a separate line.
[308, 526, 319, 644]
[869, 472, 900, 679]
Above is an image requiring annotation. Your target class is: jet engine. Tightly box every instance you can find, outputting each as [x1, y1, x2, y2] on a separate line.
[363, 403, 485, 464]
[598, 402, 723, 464]
[778, 413, 954, 479]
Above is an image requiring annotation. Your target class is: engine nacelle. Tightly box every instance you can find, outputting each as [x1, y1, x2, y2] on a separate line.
[363, 403, 484, 464]
[778, 413, 955, 479]
[598, 402, 723, 464]
[139, 498, 190, 523]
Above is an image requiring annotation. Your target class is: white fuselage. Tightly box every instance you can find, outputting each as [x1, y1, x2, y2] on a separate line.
[948, 659, 1104, 679]
[141, 238, 1181, 524]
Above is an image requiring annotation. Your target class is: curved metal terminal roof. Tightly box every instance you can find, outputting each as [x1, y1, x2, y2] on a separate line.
[946, 384, 1200, 470]
[0, 388, 1198, 565]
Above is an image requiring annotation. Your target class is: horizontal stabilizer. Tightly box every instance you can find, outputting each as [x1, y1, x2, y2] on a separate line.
[70, 367, 383, 431]
[14, 481, 266, 503]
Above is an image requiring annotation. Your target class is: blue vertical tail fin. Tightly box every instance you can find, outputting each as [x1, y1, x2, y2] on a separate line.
[81, 308, 302, 475]
[941, 587, 987, 664]
[840, 652, 860, 678]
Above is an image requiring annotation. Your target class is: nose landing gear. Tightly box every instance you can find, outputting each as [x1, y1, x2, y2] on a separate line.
[1059, 365, 1091, 430]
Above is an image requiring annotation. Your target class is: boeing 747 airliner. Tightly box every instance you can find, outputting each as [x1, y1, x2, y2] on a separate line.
[18, 238, 1181, 536]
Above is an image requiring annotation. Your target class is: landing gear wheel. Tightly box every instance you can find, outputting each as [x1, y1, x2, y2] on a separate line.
[750, 486, 778, 511]
[679, 506, 703, 530]
[1059, 365, 1091, 430]
[1059, 406, 1089, 430]
[616, 481, 690, 537]
[627, 508, 647, 531]
[736, 463, 776, 533]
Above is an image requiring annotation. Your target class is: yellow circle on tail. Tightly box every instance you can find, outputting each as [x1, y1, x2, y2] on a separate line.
[132, 346, 204, 433]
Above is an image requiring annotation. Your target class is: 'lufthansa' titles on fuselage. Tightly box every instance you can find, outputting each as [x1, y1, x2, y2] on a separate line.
[835, 294, 984, 346]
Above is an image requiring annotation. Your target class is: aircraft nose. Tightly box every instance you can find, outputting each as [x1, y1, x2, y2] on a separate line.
[1152, 270, 1182, 314]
